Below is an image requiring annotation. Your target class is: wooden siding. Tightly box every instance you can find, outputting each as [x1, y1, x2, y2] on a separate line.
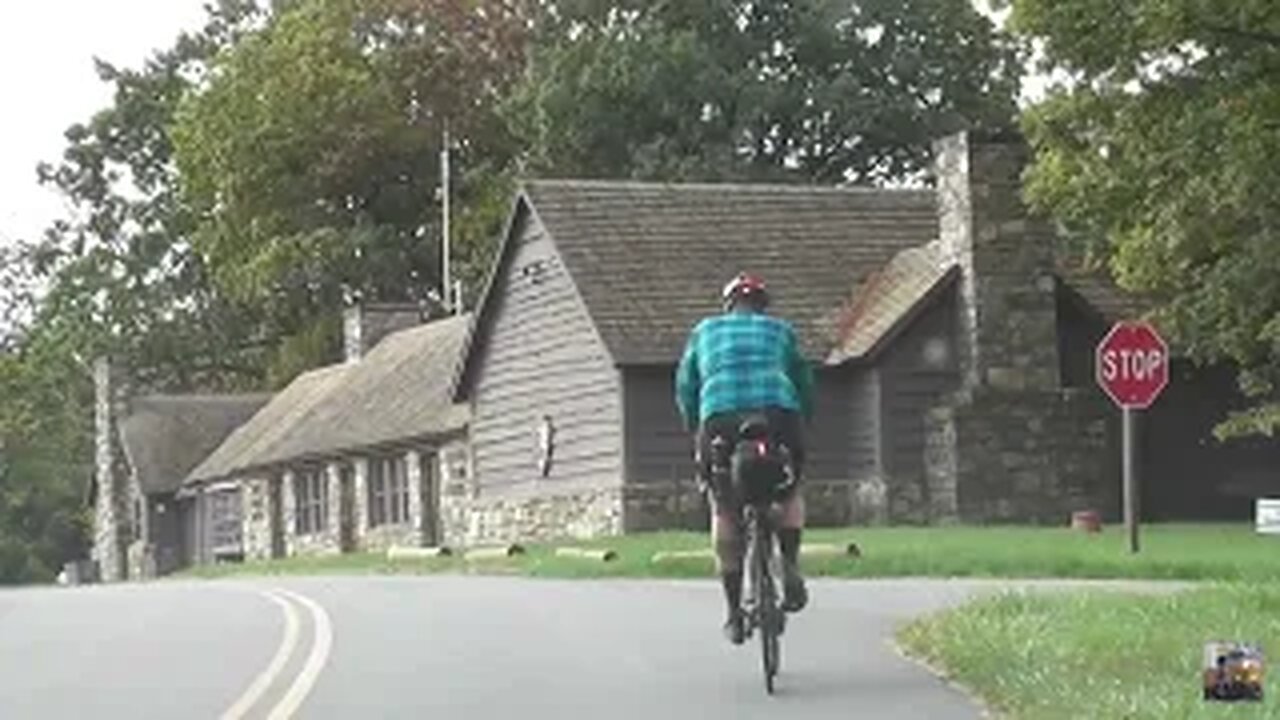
[622, 367, 693, 484]
[470, 210, 623, 494]
[1140, 361, 1280, 520]
[848, 368, 881, 480]
[178, 497, 197, 568]
[621, 365, 863, 484]
[806, 369, 855, 481]
[878, 286, 961, 485]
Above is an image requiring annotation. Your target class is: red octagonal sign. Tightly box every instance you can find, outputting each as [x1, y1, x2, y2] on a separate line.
[1096, 321, 1170, 409]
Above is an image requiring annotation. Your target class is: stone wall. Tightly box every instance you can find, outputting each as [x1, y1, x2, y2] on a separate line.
[925, 387, 1114, 524]
[241, 475, 278, 560]
[620, 481, 708, 532]
[915, 130, 1116, 526]
[600, 478, 882, 533]
[282, 467, 342, 557]
[934, 131, 1061, 394]
[92, 357, 127, 582]
[126, 540, 156, 581]
[440, 485, 624, 548]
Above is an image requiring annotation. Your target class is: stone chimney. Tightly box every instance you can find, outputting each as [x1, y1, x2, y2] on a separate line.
[92, 356, 128, 582]
[343, 301, 428, 363]
[934, 129, 1061, 394]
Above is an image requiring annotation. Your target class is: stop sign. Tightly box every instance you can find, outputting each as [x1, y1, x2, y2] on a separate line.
[1095, 321, 1170, 409]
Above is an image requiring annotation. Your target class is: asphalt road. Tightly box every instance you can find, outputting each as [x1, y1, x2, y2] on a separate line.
[0, 576, 1190, 719]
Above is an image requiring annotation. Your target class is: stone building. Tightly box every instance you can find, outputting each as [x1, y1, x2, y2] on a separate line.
[89, 358, 267, 581]
[179, 304, 469, 564]
[90, 128, 1280, 579]
[447, 128, 1280, 538]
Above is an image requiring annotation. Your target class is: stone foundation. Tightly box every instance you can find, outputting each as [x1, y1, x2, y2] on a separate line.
[126, 541, 156, 580]
[849, 477, 889, 525]
[926, 387, 1115, 524]
[441, 485, 624, 548]
[620, 481, 708, 532]
[359, 523, 421, 552]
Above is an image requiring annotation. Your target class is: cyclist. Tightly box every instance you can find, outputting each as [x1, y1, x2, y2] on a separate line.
[675, 272, 815, 645]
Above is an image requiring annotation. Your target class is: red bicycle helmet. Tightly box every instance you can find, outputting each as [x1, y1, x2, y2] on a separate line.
[722, 272, 770, 309]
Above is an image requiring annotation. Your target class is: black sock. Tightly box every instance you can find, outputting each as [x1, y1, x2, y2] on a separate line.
[779, 528, 801, 568]
[722, 571, 743, 615]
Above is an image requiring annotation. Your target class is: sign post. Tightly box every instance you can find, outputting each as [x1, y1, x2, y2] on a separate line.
[1095, 321, 1169, 554]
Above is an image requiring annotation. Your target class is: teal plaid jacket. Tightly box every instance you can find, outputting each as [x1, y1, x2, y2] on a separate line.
[674, 310, 815, 430]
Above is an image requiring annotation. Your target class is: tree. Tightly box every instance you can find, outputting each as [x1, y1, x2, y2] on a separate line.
[504, 0, 1023, 185]
[0, 346, 95, 584]
[1009, 0, 1280, 437]
[171, 0, 533, 336]
[0, 1, 272, 583]
[30, 0, 272, 392]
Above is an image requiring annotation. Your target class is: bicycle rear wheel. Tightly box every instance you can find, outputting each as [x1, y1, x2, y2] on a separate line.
[753, 509, 781, 694]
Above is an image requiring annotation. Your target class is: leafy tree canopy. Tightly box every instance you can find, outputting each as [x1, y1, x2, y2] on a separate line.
[507, 0, 1023, 185]
[1009, 0, 1280, 437]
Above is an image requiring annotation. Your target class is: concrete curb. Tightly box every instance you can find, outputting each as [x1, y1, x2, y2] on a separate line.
[386, 546, 453, 560]
[465, 544, 527, 561]
[888, 635, 1005, 720]
[555, 547, 619, 562]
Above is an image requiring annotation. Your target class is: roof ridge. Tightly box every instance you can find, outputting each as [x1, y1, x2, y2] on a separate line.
[522, 177, 935, 196]
[364, 311, 472, 353]
[130, 392, 274, 404]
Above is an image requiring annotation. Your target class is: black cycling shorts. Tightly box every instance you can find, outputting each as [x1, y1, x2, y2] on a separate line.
[695, 406, 805, 504]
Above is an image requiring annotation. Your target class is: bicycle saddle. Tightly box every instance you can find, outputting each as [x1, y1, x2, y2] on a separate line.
[738, 414, 772, 441]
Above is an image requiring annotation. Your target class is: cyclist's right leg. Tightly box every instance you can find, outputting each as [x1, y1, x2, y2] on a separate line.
[768, 407, 809, 613]
[700, 413, 747, 645]
[712, 496, 746, 644]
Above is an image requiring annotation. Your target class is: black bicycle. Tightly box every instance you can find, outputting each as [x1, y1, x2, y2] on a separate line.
[743, 494, 786, 694]
[709, 414, 796, 695]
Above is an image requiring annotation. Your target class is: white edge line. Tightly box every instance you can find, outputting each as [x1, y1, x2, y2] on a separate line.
[266, 588, 335, 720]
[220, 590, 302, 720]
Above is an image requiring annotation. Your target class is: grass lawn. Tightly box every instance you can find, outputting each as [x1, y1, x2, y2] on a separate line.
[176, 522, 1280, 582]
[896, 582, 1280, 719]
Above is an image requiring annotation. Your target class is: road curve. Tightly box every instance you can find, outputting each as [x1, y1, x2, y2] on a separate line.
[0, 576, 1191, 719]
[0, 581, 283, 718]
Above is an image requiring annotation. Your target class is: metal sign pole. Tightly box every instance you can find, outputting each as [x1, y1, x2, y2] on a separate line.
[1122, 405, 1139, 553]
[441, 120, 452, 314]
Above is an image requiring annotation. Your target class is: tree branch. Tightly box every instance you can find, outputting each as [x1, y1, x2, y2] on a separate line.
[1199, 23, 1280, 49]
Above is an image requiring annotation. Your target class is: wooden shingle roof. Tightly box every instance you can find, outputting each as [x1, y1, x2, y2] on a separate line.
[522, 179, 941, 363]
[186, 314, 469, 485]
[825, 241, 959, 364]
[118, 394, 271, 494]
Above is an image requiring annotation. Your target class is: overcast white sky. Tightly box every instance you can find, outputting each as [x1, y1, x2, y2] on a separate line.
[0, 0, 210, 246]
[0, 1, 1029, 249]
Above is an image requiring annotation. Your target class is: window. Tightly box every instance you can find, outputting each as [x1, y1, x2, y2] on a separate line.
[443, 446, 469, 483]
[209, 487, 243, 553]
[131, 497, 144, 544]
[368, 455, 410, 527]
[294, 468, 328, 535]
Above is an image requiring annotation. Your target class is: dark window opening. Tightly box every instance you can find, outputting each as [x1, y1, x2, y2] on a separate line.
[294, 469, 328, 536]
[368, 455, 410, 527]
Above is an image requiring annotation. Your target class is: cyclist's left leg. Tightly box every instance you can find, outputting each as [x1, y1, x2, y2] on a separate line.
[773, 408, 809, 613]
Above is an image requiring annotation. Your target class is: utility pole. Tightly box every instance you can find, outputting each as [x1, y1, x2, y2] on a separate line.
[440, 119, 452, 314]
